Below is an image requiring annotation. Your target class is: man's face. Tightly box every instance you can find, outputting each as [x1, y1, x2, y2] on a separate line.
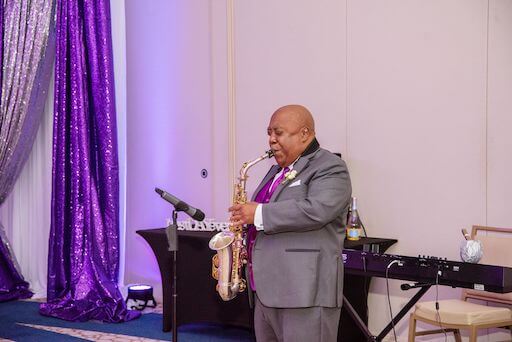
[267, 111, 305, 168]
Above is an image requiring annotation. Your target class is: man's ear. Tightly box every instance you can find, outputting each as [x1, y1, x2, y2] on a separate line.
[301, 127, 311, 141]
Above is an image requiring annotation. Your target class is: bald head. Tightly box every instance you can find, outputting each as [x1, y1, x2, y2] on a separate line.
[267, 104, 316, 167]
[272, 104, 315, 135]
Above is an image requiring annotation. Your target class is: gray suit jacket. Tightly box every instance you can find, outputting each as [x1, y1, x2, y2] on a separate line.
[251, 145, 351, 308]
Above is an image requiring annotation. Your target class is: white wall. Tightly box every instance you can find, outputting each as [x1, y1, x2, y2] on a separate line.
[124, 1, 512, 340]
[487, 0, 512, 228]
[347, 1, 489, 339]
[235, 1, 348, 194]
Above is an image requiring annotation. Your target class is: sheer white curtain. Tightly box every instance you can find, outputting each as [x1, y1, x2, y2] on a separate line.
[0, 73, 53, 298]
[0, 0, 128, 298]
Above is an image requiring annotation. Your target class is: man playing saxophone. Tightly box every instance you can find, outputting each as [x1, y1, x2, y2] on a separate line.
[229, 104, 352, 342]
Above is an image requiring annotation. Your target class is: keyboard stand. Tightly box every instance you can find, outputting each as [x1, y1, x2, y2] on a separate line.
[343, 285, 431, 341]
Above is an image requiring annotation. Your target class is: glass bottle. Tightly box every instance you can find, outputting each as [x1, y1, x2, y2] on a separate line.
[346, 197, 362, 241]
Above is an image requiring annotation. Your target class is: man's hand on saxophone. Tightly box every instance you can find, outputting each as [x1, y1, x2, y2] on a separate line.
[228, 202, 258, 226]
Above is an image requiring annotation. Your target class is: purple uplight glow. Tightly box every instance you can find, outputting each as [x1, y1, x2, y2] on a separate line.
[124, 0, 215, 295]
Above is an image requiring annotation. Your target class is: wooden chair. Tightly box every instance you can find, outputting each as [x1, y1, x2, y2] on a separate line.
[408, 225, 512, 342]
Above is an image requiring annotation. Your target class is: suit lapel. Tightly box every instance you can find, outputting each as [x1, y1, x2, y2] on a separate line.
[251, 165, 281, 201]
[270, 153, 313, 201]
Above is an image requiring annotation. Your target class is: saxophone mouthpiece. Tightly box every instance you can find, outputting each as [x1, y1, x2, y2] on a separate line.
[267, 149, 274, 158]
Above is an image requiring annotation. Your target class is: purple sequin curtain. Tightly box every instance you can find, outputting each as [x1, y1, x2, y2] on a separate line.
[0, 0, 55, 302]
[39, 0, 139, 322]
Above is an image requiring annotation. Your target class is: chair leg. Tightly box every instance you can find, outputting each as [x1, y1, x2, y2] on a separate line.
[453, 329, 462, 342]
[469, 326, 478, 342]
[408, 313, 416, 342]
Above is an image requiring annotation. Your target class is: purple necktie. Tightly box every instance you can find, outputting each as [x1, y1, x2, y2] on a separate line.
[255, 166, 289, 204]
[247, 167, 289, 290]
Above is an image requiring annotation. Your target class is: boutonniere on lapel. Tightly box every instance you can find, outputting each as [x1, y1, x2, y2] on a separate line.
[282, 170, 298, 184]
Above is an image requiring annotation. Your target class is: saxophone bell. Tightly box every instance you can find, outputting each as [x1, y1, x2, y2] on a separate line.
[209, 231, 235, 251]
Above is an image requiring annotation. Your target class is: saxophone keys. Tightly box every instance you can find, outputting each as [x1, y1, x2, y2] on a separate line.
[239, 279, 247, 292]
[211, 254, 219, 280]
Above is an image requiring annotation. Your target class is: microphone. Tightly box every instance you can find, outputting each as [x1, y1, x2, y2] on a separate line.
[400, 282, 433, 291]
[155, 187, 205, 221]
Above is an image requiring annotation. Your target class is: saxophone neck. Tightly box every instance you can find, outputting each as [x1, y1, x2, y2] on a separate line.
[239, 150, 274, 182]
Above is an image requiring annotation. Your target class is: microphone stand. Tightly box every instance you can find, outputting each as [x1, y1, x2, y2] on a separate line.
[166, 209, 179, 342]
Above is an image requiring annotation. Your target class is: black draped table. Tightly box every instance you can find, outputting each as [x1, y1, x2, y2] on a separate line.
[136, 228, 397, 341]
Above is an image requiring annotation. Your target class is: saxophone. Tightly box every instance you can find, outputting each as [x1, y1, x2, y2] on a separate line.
[209, 149, 274, 301]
